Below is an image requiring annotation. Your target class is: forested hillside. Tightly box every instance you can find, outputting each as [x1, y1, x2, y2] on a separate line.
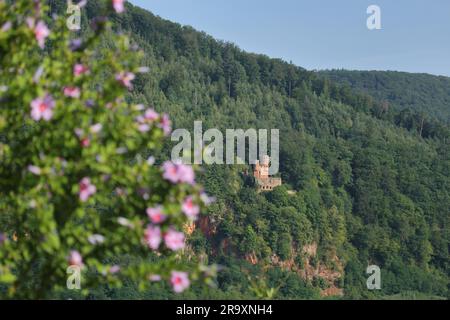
[320, 70, 450, 123]
[48, 0, 448, 299]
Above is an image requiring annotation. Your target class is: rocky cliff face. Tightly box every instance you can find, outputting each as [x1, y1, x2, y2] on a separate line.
[191, 216, 344, 297]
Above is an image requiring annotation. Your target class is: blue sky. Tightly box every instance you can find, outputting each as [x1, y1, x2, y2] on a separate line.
[129, 0, 450, 77]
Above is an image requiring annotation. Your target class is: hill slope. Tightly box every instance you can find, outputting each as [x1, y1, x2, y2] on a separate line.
[319, 70, 450, 123]
[48, 0, 450, 299]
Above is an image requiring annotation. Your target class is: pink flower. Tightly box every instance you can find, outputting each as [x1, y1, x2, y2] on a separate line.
[30, 94, 55, 121]
[1, 21, 12, 32]
[28, 165, 42, 175]
[80, 138, 90, 148]
[144, 108, 159, 121]
[162, 161, 195, 185]
[26, 17, 35, 29]
[164, 228, 185, 251]
[136, 108, 160, 132]
[33, 20, 50, 49]
[112, 0, 126, 13]
[146, 206, 167, 224]
[68, 250, 83, 267]
[138, 123, 150, 133]
[109, 265, 121, 274]
[79, 177, 96, 202]
[144, 225, 162, 250]
[170, 271, 190, 293]
[73, 64, 89, 76]
[158, 113, 172, 136]
[90, 123, 103, 134]
[177, 163, 195, 184]
[115, 71, 135, 89]
[64, 86, 81, 98]
[162, 161, 180, 184]
[182, 196, 200, 220]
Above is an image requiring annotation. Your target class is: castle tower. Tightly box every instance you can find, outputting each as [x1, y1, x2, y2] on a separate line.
[259, 156, 270, 179]
[252, 156, 282, 192]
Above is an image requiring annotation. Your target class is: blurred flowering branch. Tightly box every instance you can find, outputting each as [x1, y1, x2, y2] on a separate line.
[0, 0, 216, 299]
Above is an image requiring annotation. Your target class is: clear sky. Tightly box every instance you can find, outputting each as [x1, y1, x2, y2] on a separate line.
[129, 0, 450, 77]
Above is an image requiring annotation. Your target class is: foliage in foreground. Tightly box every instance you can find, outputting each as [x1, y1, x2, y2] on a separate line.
[0, 0, 215, 299]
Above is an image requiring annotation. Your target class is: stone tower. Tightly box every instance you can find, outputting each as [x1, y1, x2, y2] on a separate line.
[253, 156, 282, 192]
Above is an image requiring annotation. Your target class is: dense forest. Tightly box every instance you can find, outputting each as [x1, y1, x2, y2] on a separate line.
[320, 70, 450, 123]
[44, 0, 450, 299]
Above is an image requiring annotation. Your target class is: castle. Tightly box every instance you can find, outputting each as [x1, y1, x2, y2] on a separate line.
[253, 155, 282, 192]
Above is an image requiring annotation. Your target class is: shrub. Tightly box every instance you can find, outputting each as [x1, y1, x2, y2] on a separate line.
[0, 0, 215, 299]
